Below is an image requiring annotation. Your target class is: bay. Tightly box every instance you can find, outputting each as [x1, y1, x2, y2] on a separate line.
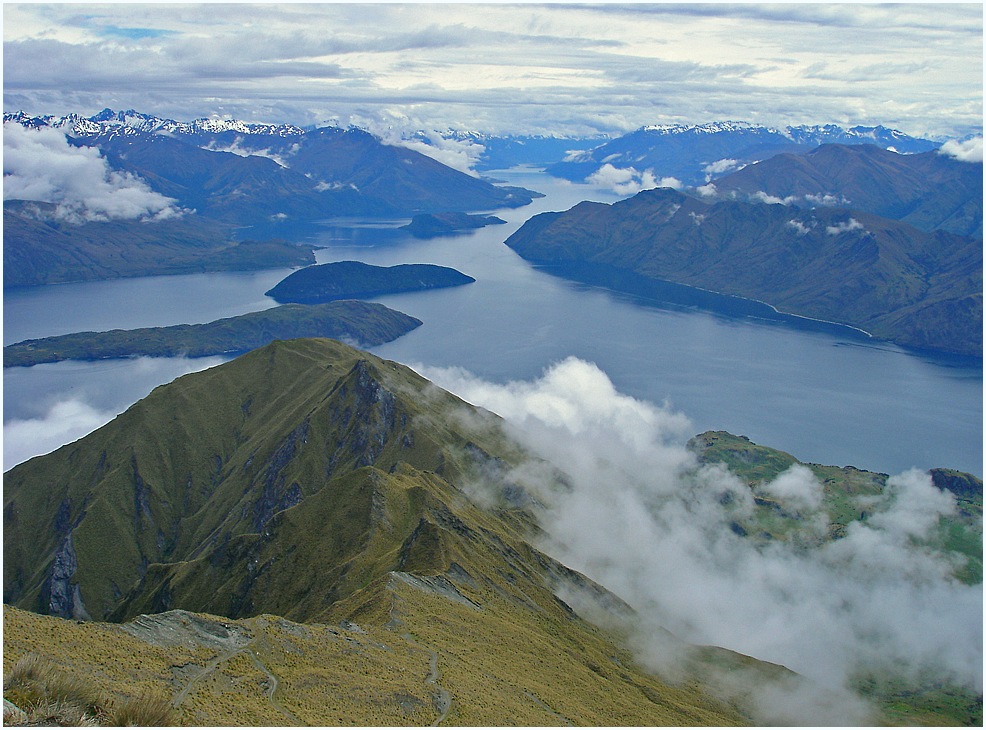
[3, 168, 982, 476]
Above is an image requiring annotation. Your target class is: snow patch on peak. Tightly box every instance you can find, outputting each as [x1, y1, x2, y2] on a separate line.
[5, 109, 307, 139]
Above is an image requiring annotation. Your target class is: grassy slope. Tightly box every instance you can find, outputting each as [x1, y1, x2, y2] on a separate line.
[3, 589, 745, 727]
[690, 431, 982, 578]
[3, 301, 421, 367]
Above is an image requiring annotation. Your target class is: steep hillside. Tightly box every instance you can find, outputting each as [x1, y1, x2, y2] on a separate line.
[504, 188, 982, 356]
[90, 130, 385, 225]
[711, 144, 983, 238]
[1, 337, 753, 724]
[3, 338, 519, 622]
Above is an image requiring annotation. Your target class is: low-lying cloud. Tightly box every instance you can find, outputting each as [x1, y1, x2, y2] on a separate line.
[201, 137, 297, 167]
[826, 217, 865, 236]
[702, 157, 742, 180]
[4, 356, 227, 470]
[389, 131, 485, 177]
[939, 136, 984, 163]
[3, 121, 185, 224]
[420, 357, 982, 724]
[587, 163, 681, 195]
[351, 116, 485, 176]
[3, 398, 121, 470]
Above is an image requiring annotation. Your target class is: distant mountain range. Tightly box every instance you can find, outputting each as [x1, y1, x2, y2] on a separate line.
[3, 109, 542, 287]
[547, 121, 942, 186]
[5, 109, 541, 217]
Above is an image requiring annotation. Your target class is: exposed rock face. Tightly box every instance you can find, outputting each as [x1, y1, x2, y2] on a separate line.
[253, 421, 310, 532]
[3, 699, 28, 725]
[44, 534, 90, 620]
[931, 468, 984, 499]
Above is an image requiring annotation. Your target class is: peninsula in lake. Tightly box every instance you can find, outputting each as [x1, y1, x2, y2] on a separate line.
[266, 260, 475, 304]
[505, 185, 982, 357]
[3, 301, 421, 367]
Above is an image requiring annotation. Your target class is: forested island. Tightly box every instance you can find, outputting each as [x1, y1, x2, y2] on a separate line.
[400, 212, 506, 238]
[266, 260, 475, 304]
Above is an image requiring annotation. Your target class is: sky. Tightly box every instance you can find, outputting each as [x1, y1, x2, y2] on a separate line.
[3, 2, 983, 140]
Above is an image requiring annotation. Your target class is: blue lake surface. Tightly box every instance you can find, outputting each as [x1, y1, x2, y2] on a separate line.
[4, 168, 982, 476]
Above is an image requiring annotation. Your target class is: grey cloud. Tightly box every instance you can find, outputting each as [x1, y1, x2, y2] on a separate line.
[3, 4, 980, 138]
[606, 2, 982, 34]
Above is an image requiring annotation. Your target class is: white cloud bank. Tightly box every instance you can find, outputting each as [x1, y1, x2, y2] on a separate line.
[2, 121, 184, 224]
[826, 217, 866, 236]
[702, 157, 742, 181]
[587, 163, 681, 196]
[939, 136, 984, 163]
[3, 398, 120, 469]
[201, 137, 297, 168]
[420, 357, 982, 724]
[387, 131, 485, 177]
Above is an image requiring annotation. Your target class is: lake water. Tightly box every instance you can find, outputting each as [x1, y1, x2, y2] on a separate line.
[4, 168, 982, 476]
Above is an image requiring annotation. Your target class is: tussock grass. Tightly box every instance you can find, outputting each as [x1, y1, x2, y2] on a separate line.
[4, 652, 177, 727]
[108, 692, 177, 727]
[5, 653, 104, 725]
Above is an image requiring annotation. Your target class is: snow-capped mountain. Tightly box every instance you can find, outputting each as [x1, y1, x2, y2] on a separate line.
[548, 121, 940, 186]
[4, 108, 308, 139]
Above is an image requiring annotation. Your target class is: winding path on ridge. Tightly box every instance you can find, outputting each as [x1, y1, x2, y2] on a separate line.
[401, 633, 452, 726]
[171, 639, 302, 725]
